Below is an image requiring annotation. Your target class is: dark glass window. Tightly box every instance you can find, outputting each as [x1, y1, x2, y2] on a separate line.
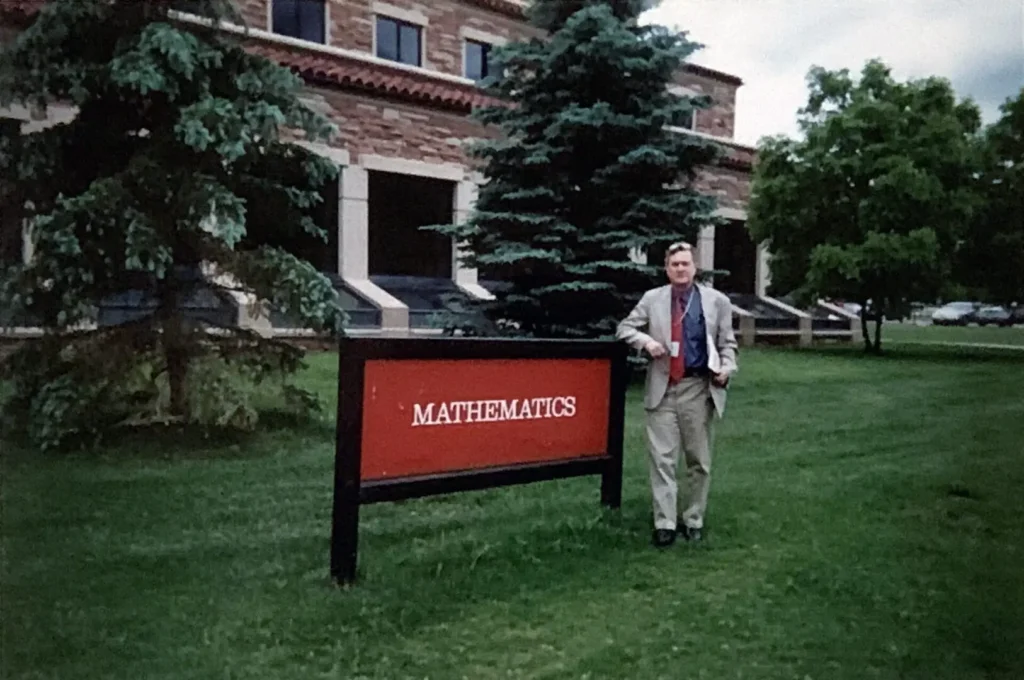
[465, 40, 492, 82]
[272, 0, 326, 44]
[376, 16, 421, 66]
[672, 107, 695, 130]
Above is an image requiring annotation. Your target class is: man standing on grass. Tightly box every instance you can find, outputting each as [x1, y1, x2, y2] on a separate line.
[616, 241, 738, 547]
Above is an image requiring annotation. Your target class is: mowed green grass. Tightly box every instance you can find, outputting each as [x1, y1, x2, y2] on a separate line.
[2, 345, 1024, 679]
[885, 322, 1024, 346]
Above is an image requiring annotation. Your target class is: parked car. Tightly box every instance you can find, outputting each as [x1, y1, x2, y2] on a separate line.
[1010, 305, 1024, 326]
[840, 301, 862, 317]
[974, 305, 1013, 327]
[931, 301, 977, 326]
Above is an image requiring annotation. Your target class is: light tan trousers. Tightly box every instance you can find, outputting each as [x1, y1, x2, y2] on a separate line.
[645, 376, 715, 531]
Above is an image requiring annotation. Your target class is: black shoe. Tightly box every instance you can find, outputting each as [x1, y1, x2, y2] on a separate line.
[678, 525, 703, 542]
[652, 529, 676, 548]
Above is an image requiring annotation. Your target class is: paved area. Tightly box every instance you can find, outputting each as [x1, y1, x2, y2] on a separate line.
[888, 340, 1024, 351]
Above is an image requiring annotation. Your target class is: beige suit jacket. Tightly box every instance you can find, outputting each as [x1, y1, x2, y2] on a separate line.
[616, 283, 739, 417]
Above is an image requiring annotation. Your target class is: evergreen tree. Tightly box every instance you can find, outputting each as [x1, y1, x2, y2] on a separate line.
[0, 0, 342, 449]
[430, 0, 719, 339]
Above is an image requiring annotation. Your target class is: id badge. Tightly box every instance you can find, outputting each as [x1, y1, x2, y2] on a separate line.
[670, 341, 680, 358]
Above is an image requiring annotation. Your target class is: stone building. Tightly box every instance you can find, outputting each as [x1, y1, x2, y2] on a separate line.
[1, 0, 767, 336]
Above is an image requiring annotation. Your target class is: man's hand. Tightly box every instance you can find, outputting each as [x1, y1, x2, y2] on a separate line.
[644, 340, 667, 358]
[711, 372, 729, 388]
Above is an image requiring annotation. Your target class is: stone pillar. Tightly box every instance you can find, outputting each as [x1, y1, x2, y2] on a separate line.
[339, 164, 409, 332]
[340, 165, 369, 279]
[21, 220, 33, 264]
[756, 242, 772, 297]
[697, 224, 715, 283]
[799, 316, 813, 347]
[452, 180, 492, 299]
[739, 314, 756, 347]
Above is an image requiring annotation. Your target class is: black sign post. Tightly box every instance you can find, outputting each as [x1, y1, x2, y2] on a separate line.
[330, 336, 629, 585]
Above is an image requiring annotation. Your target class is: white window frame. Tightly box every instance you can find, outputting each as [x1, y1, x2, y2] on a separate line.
[462, 39, 492, 82]
[372, 3, 428, 68]
[267, 0, 331, 45]
[460, 27, 507, 82]
[667, 84, 699, 132]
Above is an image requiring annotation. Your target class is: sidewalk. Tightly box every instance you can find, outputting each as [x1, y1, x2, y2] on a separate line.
[888, 339, 1024, 351]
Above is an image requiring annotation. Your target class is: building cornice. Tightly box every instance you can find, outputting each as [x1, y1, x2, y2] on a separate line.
[669, 127, 756, 171]
[177, 16, 502, 114]
[461, 0, 528, 19]
[249, 40, 500, 113]
[681, 63, 744, 87]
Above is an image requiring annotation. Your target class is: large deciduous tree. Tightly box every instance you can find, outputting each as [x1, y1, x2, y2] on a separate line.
[956, 88, 1024, 305]
[0, 0, 342, 450]
[428, 0, 719, 339]
[748, 59, 982, 353]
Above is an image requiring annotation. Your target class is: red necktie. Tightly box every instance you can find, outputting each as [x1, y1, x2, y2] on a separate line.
[670, 295, 685, 383]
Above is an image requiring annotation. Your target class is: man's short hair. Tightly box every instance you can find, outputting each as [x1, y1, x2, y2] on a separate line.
[664, 241, 694, 262]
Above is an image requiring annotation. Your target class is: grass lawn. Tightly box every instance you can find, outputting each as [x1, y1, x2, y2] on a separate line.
[884, 322, 1024, 347]
[3, 345, 1024, 679]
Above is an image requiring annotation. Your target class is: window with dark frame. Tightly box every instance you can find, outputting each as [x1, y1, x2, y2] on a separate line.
[272, 0, 326, 44]
[465, 39, 492, 82]
[376, 16, 422, 67]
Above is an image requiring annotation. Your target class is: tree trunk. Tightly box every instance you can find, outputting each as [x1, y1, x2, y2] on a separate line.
[860, 312, 873, 353]
[160, 289, 189, 420]
[860, 310, 883, 355]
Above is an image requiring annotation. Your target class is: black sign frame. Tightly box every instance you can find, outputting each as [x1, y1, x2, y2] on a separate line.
[331, 336, 629, 584]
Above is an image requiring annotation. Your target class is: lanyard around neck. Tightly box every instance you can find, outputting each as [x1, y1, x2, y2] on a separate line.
[676, 288, 695, 321]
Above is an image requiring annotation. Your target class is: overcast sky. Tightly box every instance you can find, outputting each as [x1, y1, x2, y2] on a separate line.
[640, 0, 1024, 148]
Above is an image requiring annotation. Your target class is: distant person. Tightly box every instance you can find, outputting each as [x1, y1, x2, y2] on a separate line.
[616, 241, 738, 547]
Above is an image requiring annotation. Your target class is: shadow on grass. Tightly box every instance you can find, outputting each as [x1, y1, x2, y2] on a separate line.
[112, 411, 334, 459]
[1, 408, 335, 462]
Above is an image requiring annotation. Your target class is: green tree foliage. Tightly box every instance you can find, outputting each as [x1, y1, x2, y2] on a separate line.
[956, 88, 1024, 304]
[0, 0, 343, 449]
[748, 59, 982, 352]
[428, 0, 719, 339]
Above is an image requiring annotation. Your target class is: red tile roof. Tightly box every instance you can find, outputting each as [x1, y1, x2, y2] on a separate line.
[4, 1, 744, 91]
[247, 40, 503, 113]
[3, 0, 751, 168]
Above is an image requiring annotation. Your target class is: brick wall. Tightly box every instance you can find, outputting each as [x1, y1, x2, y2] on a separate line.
[302, 83, 753, 220]
[302, 84, 753, 201]
[694, 166, 751, 211]
[241, 0, 540, 78]
[673, 71, 738, 140]
[234, 1, 743, 148]
[235, 0, 268, 28]
[308, 87, 492, 167]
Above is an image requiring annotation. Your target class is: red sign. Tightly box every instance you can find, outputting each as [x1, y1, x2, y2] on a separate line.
[360, 358, 612, 481]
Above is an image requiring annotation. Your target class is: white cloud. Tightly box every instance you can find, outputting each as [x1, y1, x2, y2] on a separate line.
[642, 0, 1024, 147]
